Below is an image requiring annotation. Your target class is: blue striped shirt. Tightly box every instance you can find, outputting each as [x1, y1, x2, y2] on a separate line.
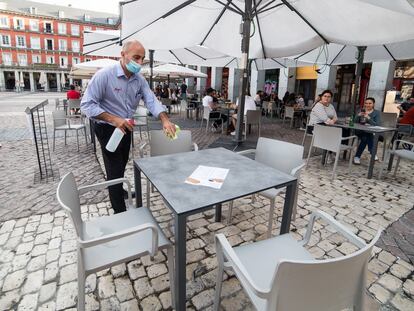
[81, 62, 165, 123]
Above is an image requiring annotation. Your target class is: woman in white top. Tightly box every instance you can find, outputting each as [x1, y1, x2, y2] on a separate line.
[309, 90, 337, 126]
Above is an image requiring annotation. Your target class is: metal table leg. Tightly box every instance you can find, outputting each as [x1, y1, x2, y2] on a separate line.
[174, 213, 187, 311]
[367, 133, 380, 179]
[133, 163, 143, 208]
[215, 203, 222, 222]
[280, 179, 297, 234]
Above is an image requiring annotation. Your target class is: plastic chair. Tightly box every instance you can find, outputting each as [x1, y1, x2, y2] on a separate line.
[214, 210, 381, 311]
[244, 110, 261, 140]
[139, 130, 198, 208]
[301, 115, 313, 146]
[306, 124, 357, 180]
[132, 106, 150, 140]
[200, 107, 224, 133]
[52, 110, 87, 151]
[379, 139, 414, 179]
[379, 112, 398, 159]
[227, 138, 305, 237]
[68, 99, 81, 114]
[56, 172, 174, 311]
[283, 106, 301, 128]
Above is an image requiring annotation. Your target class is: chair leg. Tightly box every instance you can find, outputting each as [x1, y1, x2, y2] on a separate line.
[76, 130, 80, 151]
[306, 137, 315, 167]
[347, 149, 353, 172]
[53, 129, 56, 151]
[251, 194, 256, 203]
[146, 179, 151, 208]
[267, 198, 276, 238]
[301, 131, 306, 146]
[84, 127, 88, 144]
[227, 201, 234, 224]
[331, 152, 340, 180]
[77, 254, 86, 311]
[393, 156, 401, 177]
[379, 151, 389, 179]
[64, 130, 67, 145]
[166, 246, 175, 307]
[213, 254, 225, 311]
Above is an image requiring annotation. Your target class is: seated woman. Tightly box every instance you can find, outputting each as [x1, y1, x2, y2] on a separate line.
[353, 97, 381, 164]
[308, 89, 337, 130]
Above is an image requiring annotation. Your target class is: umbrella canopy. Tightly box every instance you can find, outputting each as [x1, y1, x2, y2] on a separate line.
[297, 40, 414, 65]
[38, 71, 47, 87]
[141, 63, 208, 78]
[70, 58, 119, 79]
[120, 0, 414, 59]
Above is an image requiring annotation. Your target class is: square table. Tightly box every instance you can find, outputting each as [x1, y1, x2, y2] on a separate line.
[330, 123, 397, 179]
[134, 147, 297, 310]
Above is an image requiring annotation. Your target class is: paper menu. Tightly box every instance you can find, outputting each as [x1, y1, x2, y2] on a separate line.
[185, 165, 229, 189]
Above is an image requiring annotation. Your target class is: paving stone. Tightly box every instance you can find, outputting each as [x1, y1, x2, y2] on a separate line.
[56, 282, 78, 310]
[27, 255, 46, 272]
[22, 270, 43, 294]
[127, 261, 146, 280]
[48, 237, 61, 249]
[150, 273, 171, 293]
[368, 258, 389, 275]
[369, 283, 392, 303]
[403, 279, 414, 297]
[133, 277, 154, 299]
[111, 263, 127, 278]
[61, 239, 77, 253]
[378, 251, 397, 266]
[98, 275, 116, 299]
[31, 244, 48, 256]
[44, 261, 59, 283]
[59, 251, 77, 267]
[17, 293, 38, 311]
[139, 295, 162, 311]
[15, 241, 34, 255]
[390, 263, 411, 279]
[39, 282, 57, 303]
[12, 254, 31, 271]
[59, 263, 77, 284]
[0, 220, 16, 233]
[120, 299, 140, 311]
[101, 297, 121, 311]
[46, 249, 60, 263]
[85, 293, 100, 311]
[2, 269, 26, 291]
[38, 301, 56, 311]
[391, 293, 414, 311]
[158, 291, 172, 310]
[378, 274, 403, 292]
[147, 263, 167, 279]
[86, 274, 97, 293]
[114, 276, 135, 302]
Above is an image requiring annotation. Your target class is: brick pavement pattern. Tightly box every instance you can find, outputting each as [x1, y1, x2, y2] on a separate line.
[0, 92, 414, 310]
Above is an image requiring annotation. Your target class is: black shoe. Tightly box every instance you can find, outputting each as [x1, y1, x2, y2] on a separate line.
[123, 189, 136, 199]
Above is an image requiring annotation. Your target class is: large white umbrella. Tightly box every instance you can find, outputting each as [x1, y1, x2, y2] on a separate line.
[69, 58, 119, 79]
[141, 63, 208, 79]
[38, 71, 47, 88]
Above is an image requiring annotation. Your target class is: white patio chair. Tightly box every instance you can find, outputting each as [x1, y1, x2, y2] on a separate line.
[301, 115, 313, 146]
[200, 107, 224, 133]
[139, 130, 198, 208]
[244, 110, 261, 139]
[283, 106, 301, 128]
[214, 210, 381, 311]
[56, 172, 174, 311]
[379, 139, 414, 179]
[132, 106, 150, 140]
[227, 138, 305, 237]
[68, 98, 81, 114]
[52, 110, 87, 151]
[306, 124, 357, 180]
[379, 112, 398, 160]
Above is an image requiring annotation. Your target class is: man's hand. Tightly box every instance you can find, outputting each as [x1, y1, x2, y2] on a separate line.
[159, 112, 176, 137]
[111, 116, 134, 134]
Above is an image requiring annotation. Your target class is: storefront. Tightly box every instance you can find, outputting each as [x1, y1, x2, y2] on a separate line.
[295, 66, 317, 104]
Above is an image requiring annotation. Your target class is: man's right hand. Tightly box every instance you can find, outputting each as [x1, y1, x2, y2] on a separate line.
[112, 116, 133, 134]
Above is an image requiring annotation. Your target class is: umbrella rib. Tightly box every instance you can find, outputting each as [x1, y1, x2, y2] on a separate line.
[121, 0, 197, 42]
[294, 48, 315, 60]
[255, 0, 278, 15]
[271, 58, 287, 68]
[280, 0, 329, 44]
[329, 45, 346, 66]
[252, 0, 264, 13]
[184, 48, 207, 61]
[383, 45, 396, 61]
[214, 0, 244, 15]
[223, 57, 237, 68]
[254, 59, 259, 71]
[83, 37, 120, 47]
[169, 50, 184, 65]
[257, 3, 284, 14]
[201, 0, 234, 45]
[253, 0, 266, 58]
[83, 40, 121, 55]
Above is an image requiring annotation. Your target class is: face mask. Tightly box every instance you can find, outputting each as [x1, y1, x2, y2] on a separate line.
[125, 59, 141, 74]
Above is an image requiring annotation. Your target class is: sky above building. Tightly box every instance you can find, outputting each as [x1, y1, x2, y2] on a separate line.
[31, 0, 120, 14]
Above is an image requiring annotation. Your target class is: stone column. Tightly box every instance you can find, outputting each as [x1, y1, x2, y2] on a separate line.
[0, 70, 5, 91]
[367, 61, 396, 111]
[316, 66, 338, 97]
[56, 73, 61, 92]
[228, 68, 242, 102]
[211, 67, 223, 91]
[250, 69, 265, 97]
[29, 72, 35, 92]
[14, 70, 20, 92]
[278, 67, 296, 98]
[44, 71, 49, 92]
[196, 66, 207, 95]
[69, 77, 73, 85]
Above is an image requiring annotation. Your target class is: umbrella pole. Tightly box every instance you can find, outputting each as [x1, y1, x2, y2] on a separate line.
[235, 0, 252, 144]
[149, 49, 154, 90]
[352, 46, 366, 115]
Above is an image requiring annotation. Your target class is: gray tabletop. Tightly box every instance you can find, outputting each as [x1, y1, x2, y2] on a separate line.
[332, 123, 397, 133]
[135, 147, 296, 215]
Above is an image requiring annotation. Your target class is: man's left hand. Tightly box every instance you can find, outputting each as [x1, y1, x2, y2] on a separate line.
[162, 119, 176, 137]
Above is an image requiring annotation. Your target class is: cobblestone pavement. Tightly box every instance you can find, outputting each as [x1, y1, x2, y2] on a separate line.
[1, 92, 414, 310]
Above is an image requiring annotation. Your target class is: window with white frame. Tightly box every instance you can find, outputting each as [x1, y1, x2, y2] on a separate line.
[14, 18, 25, 30]
[71, 40, 80, 53]
[1, 34, 10, 46]
[44, 21, 53, 33]
[58, 39, 67, 51]
[2, 52, 12, 65]
[32, 54, 41, 64]
[45, 38, 53, 50]
[17, 54, 28, 66]
[83, 26, 92, 32]
[46, 55, 55, 64]
[71, 24, 79, 36]
[58, 23, 66, 35]
[60, 56, 68, 68]
[72, 57, 80, 65]
[0, 16, 9, 28]
[16, 35, 26, 48]
[30, 37, 41, 49]
[29, 19, 39, 31]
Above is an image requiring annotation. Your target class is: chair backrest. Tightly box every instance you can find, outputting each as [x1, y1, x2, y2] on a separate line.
[52, 110, 67, 127]
[380, 112, 398, 127]
[68, 99, 81, 110]
[202, 106, 210, 120]
[55, 98, 60, 108]
[133, 106, 148, 126]
[160, 98, 171, 106]
[263, 101, 270, 110]
[180, 100, 187, 109]
[56, 172, 82, 237]
[246, 110, 261, 125]
[269, 231, 380, 311]
[285, 106, 295, 118]
[149, 130, 194, 156]
[312, 124, 342, 152]
[255, 137, 304, 175]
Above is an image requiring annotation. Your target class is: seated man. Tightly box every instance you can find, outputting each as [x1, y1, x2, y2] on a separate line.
[398, 96, 414, 117]
[202, 88, 227, 131]
[67, 84, 81, 100]
[230, 92, 257, 135]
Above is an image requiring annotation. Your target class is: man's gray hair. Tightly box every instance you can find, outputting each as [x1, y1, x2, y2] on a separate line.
[122, 39, 142, 52]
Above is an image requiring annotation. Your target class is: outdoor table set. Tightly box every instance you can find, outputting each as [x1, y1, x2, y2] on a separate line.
[134, 147, 297, 310]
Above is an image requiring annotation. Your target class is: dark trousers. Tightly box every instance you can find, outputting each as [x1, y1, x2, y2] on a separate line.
[94, 123, 131, 214]
[210, 111, 227, 126]
[355, 132, 373, 158]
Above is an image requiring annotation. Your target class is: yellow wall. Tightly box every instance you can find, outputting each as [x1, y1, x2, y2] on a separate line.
[296, 66, 318, 80]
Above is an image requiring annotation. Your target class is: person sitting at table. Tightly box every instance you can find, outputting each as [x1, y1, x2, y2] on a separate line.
[309, 90, 337, 127]
[67, 84, 81, 114]
[202, 87, 227, 131]
[230, 92, 257, 135]
[353, 97, 381, 165]
[254, 90, 263, 107]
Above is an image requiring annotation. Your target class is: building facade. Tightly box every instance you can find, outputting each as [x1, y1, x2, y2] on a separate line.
[0, 0, 118, 92]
